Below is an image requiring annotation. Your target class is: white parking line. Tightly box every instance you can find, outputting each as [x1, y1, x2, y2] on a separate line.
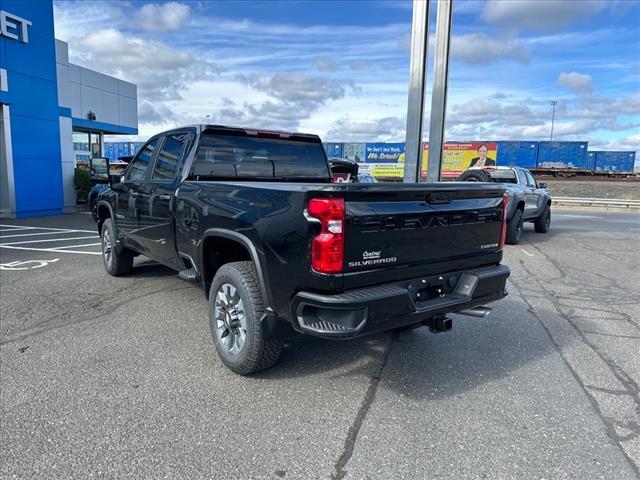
[0, 230, 95, 239]
[0, 224, 96, 234]
[0, 227, 33, 233]
[520, 249, 535, 257]
[0, 236, 98, 246]
[0, 245, 101, 255]
[50, 242, 101, 250]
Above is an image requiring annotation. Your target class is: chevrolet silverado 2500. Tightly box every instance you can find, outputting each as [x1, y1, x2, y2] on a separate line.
[97, 125, 511, 375]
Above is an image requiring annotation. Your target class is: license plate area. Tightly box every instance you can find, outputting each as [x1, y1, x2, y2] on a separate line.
[408, 272, 461, 303]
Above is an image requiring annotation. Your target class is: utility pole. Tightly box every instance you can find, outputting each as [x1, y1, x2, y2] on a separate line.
[403, 0, 430, 183]
[549, 100, 558, 142]
[425, 0, 453, 182]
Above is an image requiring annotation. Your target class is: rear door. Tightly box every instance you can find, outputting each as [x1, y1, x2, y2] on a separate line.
[523, 170, 541, 218]
[136, 131, 193, 269]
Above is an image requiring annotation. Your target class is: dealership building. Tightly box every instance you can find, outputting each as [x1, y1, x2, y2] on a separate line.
[0, 0, 138, 218]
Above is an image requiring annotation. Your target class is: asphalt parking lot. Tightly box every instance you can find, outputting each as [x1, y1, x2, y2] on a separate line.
[1, 209, 638, 479]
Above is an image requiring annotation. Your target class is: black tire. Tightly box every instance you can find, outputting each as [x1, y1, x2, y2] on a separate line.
[505, 209, 524, 245]
[101, 218, 134, 276]
[534, 205, 551, 233]
[457, 169, 491, 182]
[209, 261, 282, 375]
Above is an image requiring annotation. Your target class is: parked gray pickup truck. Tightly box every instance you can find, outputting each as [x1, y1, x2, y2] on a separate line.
[458, 166, 551, 245]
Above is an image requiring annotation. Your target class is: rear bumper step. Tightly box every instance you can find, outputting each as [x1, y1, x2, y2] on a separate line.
[290, 264, 510, 338]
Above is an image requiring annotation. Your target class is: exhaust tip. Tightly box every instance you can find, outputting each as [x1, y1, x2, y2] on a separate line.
[457, 306, 492, 318]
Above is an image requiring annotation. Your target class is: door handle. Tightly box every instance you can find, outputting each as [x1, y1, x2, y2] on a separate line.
[158, 194, 171, 201]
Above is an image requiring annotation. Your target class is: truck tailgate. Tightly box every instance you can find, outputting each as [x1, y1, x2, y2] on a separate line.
[342, 183, 505, 284]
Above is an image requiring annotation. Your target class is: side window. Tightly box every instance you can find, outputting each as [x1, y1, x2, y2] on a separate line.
[152, 133, 188, 180]
[127, 139, 159, 181]
[524, 171, 537, 188]
[516, 169, 527, 185]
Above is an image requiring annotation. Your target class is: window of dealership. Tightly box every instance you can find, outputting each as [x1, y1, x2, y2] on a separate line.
[0, 0, 138, 217]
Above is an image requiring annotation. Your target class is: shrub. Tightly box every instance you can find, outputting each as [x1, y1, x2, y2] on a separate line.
[74, 167, 91, 204]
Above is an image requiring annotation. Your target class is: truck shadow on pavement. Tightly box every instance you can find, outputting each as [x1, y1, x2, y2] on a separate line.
[518, 227, 561, 245]
[257, 294, 557, 401]
[124, 259, 557, 401]
[128, 259, 179, 278]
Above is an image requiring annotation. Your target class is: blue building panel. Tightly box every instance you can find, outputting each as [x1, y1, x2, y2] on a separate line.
[496, 141, 538, 168]
[537, 141, 589, 170]
[1, 0, 63, 216]
[592, 151, 636, 173]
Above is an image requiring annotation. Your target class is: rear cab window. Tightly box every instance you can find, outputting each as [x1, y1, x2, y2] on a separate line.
[488, 169, 517, 184]
[153, 133, 190, 180]
[190, 133, 331, 182]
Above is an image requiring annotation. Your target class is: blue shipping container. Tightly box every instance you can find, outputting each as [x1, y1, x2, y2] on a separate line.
[323, 142, 343, 158]
[496, 141, 538, 168]
[592, 151, 636, 173]
[537, 141, 589, 170]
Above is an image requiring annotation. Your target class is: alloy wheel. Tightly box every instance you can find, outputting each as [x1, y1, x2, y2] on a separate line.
[102, 229, 112, 268]
[214, 283, 247, 355]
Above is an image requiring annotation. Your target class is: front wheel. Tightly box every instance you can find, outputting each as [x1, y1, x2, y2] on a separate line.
[505, 209, 524, 245]
[534, 205, 551, 233]
[101, 218, 134, 276]
[209, 261, 282, 375]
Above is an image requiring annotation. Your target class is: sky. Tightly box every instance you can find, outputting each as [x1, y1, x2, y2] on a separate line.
[52, 0, 640, 152]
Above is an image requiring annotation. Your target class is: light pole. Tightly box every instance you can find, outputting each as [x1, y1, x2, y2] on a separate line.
[549, 100, 558, 142]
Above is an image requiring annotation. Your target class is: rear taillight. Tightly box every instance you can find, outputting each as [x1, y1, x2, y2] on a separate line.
[499, 194, 509, 250]
[308, 198, 345, 273]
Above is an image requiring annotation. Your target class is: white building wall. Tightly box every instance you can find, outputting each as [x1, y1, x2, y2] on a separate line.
[55, 40, 138, 131]
[54, 40, 138, 209]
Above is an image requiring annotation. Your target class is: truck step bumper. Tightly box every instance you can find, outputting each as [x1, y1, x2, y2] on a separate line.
[290, 264, 510, 338]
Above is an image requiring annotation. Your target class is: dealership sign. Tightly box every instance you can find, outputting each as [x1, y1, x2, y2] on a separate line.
[0, 11, 31, 43]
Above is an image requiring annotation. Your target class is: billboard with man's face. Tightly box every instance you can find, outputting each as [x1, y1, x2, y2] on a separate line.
[421, 142, 497, 178]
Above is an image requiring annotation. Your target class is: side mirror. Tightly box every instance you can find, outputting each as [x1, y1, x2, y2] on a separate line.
[90, 156, 110, 182]
[538, 182, 547, 189]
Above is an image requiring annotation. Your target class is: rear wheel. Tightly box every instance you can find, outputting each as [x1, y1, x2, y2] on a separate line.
[101, 218, 134, 276]
[209, 261, 282, 375]
[506, 209, 524, 245]
[534, 205, 551, 233]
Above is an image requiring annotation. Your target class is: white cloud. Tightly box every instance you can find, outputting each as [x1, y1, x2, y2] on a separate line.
[136, 2, 191, 32]
[482, 0, 606, 31]
[452, 34, 531, 64]
[326, 116, 406, 142]
[556, 72, 594, 93]
[76, 29, 221, 101]
[138, 101, 176, 125]
[236, 73, 354, 106]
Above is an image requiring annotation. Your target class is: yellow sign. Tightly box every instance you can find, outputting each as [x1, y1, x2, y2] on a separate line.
[422, 142, 497, 178]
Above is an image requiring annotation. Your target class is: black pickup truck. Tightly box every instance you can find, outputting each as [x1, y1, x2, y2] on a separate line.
[96, 125, 510, 375]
